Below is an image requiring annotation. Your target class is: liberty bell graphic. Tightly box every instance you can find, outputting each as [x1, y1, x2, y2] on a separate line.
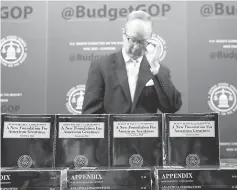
[213, 88, 233, 108]
[72, 91, 85, 110]
[1, 41, 21, 60]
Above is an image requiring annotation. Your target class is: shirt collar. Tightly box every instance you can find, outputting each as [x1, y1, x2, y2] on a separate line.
[122, 48, 143, 64]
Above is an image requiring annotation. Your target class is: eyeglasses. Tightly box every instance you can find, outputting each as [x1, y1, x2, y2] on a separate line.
[124, 33, 150, 47]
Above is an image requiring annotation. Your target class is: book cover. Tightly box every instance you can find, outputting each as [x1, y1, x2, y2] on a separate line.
[110, 114, 162, 167]
[1, 114, 55, 168]
[164, 113, 220, 167]
[55, 114, 109, 168]
[67, 167, 151, 190]
[0, 168, 67, 190]
[154, 167, 237, 190]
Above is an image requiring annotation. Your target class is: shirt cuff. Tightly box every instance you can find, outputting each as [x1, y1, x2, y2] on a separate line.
[150, 63, 160, 75]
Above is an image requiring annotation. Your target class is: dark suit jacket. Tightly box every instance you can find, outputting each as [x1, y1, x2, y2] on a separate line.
[82, 50, 182, 114]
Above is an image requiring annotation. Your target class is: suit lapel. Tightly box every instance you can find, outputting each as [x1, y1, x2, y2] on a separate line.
[114, 50, 132, 104]
[131, 56, 153, 112]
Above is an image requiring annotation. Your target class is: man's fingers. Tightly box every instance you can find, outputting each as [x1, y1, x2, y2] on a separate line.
[148, 38, 158, 44]
[148, 38, 160, 47]
[146, 43, 156, 53]
[151, 33, 159, 38]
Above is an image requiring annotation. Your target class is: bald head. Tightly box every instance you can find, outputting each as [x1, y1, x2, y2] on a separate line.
[126, 10, 152, 23]
[125, 19, 152, 39]
[125, 10, 153, 31]
[124, 10, 152, 40]
[122, 10, 153, 59]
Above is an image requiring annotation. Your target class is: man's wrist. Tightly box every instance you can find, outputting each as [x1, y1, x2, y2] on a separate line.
[150, 61, 160, 75]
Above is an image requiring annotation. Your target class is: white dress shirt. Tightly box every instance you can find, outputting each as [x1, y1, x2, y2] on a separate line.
[122, 48, 143, 102]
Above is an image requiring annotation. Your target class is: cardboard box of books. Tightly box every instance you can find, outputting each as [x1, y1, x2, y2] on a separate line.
[164, 113, 220, 167]
[55, 114, 109, 168]
[110, 114, 163, 167]
[67, 167, 152, 190]
[154, 166, 237, 190]
[0, 168, 67, 190]
[1, 114, 55, 168]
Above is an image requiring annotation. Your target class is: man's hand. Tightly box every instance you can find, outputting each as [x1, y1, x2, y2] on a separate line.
[145, 34, 162, 68]
[145, 34, 162, 74]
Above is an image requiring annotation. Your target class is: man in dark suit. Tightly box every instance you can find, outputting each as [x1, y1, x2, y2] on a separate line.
[82, 10, 182, 114]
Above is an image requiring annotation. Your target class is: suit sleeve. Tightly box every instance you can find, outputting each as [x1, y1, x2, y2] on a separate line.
[153, 64, 182, 113]
[82, 61, 105, 114]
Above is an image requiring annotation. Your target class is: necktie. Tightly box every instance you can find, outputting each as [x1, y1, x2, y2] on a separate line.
[127, 59, 139, 101]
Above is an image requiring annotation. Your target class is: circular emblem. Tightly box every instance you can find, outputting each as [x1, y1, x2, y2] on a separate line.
[74, 155, 88, 168]
[0, 36, 27, 67]
[66, 85, 86, 114]
[17, 155, 33, 168]
[129, 154, 143, 167]
[208, 83, 237, 115]
[186, 154, 200, 167]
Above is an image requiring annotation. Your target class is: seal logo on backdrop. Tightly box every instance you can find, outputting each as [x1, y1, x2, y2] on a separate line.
[0, 36, 27, 67]
[74, 155, 88, 168]
[208, 83, 237, 115]
[186, 154, 200, 167]
[66, 85, 85, 114]
[129, 154, 143, 167]
[17, 155, 33, 168]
